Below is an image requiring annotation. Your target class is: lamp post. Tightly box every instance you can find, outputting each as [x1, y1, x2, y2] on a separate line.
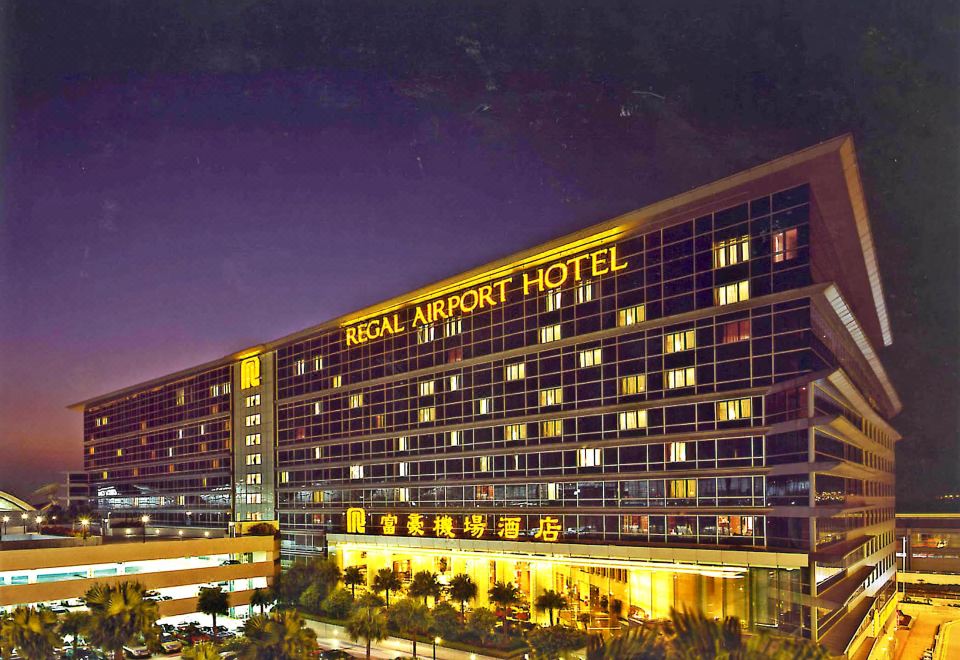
[36, 515, 44, 534]
[141, 515, 149, 543]
[1, 515, 9, 540]
[79, 518, 90, 540]
[433, 636, 441, 660]
[21, 512, 28, 532]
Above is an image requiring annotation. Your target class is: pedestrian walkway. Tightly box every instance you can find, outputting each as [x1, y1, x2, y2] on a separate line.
[305, 618, 503, 660]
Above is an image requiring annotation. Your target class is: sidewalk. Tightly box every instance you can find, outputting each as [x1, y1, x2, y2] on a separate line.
[305, 618, 504, 660]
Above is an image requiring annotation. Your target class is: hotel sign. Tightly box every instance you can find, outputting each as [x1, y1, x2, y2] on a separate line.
[345, 507, 561, 542]
[344, 246, 627, 346]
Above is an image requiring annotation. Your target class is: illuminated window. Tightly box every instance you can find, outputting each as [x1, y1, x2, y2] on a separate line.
[417, 323, 436, 344]
[245, 493, 262, 505]
[419, 380, 435, 396]
[95, 416, 109, 427]
[168, 447, 173, 457]
[665, 367, 696, 389]
[350, 464, 364, 479]
[245, 394, 260, 408]
[223, 382, 231, 394]
[245, 414, 261, 427]
[668, 479, 697, 498]
[295, 359, 306, 376]
[577, 447, 602, 467]
[399, 462, 409, 477]
[88, 446, 94, 455]
[721, 319, 751, 343]
[714, 280, 750, 306]
[505, 423, 527, 441]
[716, 398, 752, 420]
[539, 387, 563, 406]
[547, 483, 559, 500]
[669, 441, 688, 462]
[540, 324, 562, 343]
[576, 279, 597, 303]
[397, 436, 408, 451]
[312, 491, 324, 503]
[349, 393, 364, 408]
[178, 428, 184, 439]
[314, 446, 323, 459]
[313, 401, 322, 415]
[773, 228, 798, 262]
[545, 290, 562, 312]
[618, 410, 648, 430]
[280, 471, 289, 484]
[177, 495, 185, 505]
[664, 329, 696, 353]
[504, 362, 526, 381]
[245, 453, 262, 466]
[477, 398, 492, 415]
[313, 356, 323, 370]
[620, 375, 646, 395]
[210, 384, 221, 397]
[618, 304, 646, 327]
[175, 388, 186, 406]
[332, 375, 343, 388]
[578, 347, 603, 367]
[116, 448, 123, 457]
[478, 456, 491, 472]
[101, 471, 108, 479]
[245, 433, 261, 446]
[541, 419, 563, 437]
[448, 375, 461, 391]
[398, 487, 410, 502]
[713, 235, 750, 268]
[246, 473, 262, 485]
[418, 407, 436, 423]
[448, 431, 460, 446]
[373, 413, 385, 428]
[444, 318, 462, 338]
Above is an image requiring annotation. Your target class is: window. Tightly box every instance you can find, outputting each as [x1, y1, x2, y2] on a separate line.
[713, 236, 750, 268]
[246, 473, 262, 485]
[620, 375, 646, 395]
[398, 462, 409, 477]
[175, 388, 185, 406]
[669, 441, 688, 462]
[545, 290, 562, 312]
[295, 359, 306, 376]
[313, 446, 324, 459]
[245, 453, 262, 466]
[721, 320, 751, 343]
[398, 487, 410, 502]
[448, 375, 461, 391]
[714, 280, 749, 306]
[210, 384, 221, 397]
[579, 347, 603, 367]
[547, 483, 559, 500]
[477, 398, 492, 415]
[280, 471, 290, 484]
[618, 304, 646, 327]
[618, 410, 648, 430]
[541, 419, 563, 437]
[245, 493, 262, 505]
[245, 433, 261, 446]
[505, 362, 526, 381]
[539, 387, 563, 406]
[312, 401, 322, 415]
[116, 448, 123, 457]
[716, 398, 752, 420]
[773, 228, 798, 262]
[418, 407, 436, 423]
[665, 367, 696, 389]
[223, 382, 231, 394]
[245, 414, 261, 427]
[419, 380, 435, 396]
[178, 428, 184, 439]
[668, 479, 696, 498]
[540, 324, 562, 343]
[349, 393, 364, 408]
[576, 279, 597, 303]
[245, 394, 261, 408]
[448, 431, 460, 446]
[444, 318, 462, 337]
[577, 447, 602, 467]
[505, 423, 527, 441]
[397, 436, 408, 451]
[478, 456, 491, 472]
[664, 330, 695, 353]
[417, 323, 436, 344]
[331, 375, 343, 388]
[313, 356, 323, 370]
[350, 464, 364, 479]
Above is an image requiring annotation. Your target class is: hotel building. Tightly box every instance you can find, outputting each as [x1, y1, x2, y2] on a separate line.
[70, 136, 900, 656]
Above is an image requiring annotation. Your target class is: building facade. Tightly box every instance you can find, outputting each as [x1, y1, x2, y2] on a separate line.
[71, 136, 900, 655]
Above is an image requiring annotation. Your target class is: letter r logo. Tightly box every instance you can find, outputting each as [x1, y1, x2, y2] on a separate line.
[346, 507, 366, 534]
[240, 357, 261, 389]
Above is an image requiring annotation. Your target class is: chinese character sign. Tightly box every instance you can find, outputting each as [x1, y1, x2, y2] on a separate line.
[344, 509, 561, 543]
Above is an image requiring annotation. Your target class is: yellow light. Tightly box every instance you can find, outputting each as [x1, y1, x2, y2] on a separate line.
[80, 518, 89, 527]
[141, 515, 150, 524]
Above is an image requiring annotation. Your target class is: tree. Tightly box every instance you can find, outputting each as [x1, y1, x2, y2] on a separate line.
[275, 562, 314, 605]
[311, 558, 343, 598]
[298, 583, 326, 613]
[181, 641, 222, 660]
[320, 588, 355, 619]
[1, 606, 60, 660]
[466, 607, 498, 646]
[527, 626, 588, 660]
[429, 602, 461, 642]
[388, 598, 433, 659]
[487, 581, 521, 634]
[197, 586, 230, 644]
[372, 567, 403, 607]
[447, 573, 478, 621]
[83, 582, 159, 660]
[408, 570, 442, 607]
[343, 565, 365, 598]
[250, 587, 274, 615]
[345, 604, 388, 660]
[534, 590, 567, 627]
[586, 623, 665, 660]
[240, 610, 317, 660]
[59, 610, 90, 657]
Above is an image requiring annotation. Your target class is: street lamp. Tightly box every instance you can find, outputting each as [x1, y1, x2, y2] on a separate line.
[35, 515, 44, 534]
[79, 518, 90, 540]
[21, 512, 28, 531]
[178, 530, 184, 540]
[1, 515, 9, 540]
[433, 636, 441, 660]
[141, 515, 150, 543]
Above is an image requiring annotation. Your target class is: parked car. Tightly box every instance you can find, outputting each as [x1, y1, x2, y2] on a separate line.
[48, 605, 69, 615]
[122, 645, 150, 658]
[158, 635, 182, 654]
[220, 559, 241, 565]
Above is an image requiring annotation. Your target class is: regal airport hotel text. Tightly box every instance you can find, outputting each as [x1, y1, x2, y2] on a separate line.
[70, 136, 900, 655]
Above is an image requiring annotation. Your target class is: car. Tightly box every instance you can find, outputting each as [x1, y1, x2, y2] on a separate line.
[122, 645, 150, 658]
[220, 559, 241, 565]
[158, 635, 182, 654]
[316, 651, 354, 660]
[48, 605, 69, 614]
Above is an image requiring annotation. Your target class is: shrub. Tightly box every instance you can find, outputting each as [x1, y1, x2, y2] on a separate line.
[430, 602, 462, 641]
[466, 607, 498, 645]
[320, 588, 355, 620]
[298, 583, 326, 613]
[527, 625, 588, 659]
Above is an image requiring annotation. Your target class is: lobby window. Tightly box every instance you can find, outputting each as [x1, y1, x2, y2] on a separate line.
[350, 464, 364, 479]
[665, 367, 695, 389]
[720, 320, 751, 343]
[477, 398, 493, 415]
[313, 356, 323, 370]
[418, 407, 436, 423]
[669, 441, 688, 462]
[545, 290, 563, 312]
[175, 388, 186, 406]
[505, 362, 526, 381]
[419, 380, 435, 396]
[313, 401, 322, 415]
[618, 304, 646, 327]
[449, 431, 461, 446]
[579, 347, 603, 368]
[577, 447, 602, 467]
[620, 375, 646, 395]
[618, 410, 648, 430]
[295, 359, 306, 376]
[245, 453, 262, 466]
[245, 494, 262, 505]
[714, 280, 749, 306]
[773, 228, 798, 262]
[713, 235, 750, 268]
[245, 414, 261, 427]
[444, 318, 462, 338]
[505, 423, 527, 441]
[668, 479, 696, 498]
[246, 472, 262, 485]
[349, 393, 364, 408]
[541, 419, 563, 437]
[245, 433, 261, 446]
[539, 387, 563, 407]
[448, 375, 461, 391]
[397, 436, 408, 451]
[245, 394, 261, 408]
[717, 398, 752, 420]
[417, 323, 436, 344]
[576, 279, 597, 303]
[664, 329, 696, 353]
[332, 375, 343, 388]
[540, 324, 562, 343]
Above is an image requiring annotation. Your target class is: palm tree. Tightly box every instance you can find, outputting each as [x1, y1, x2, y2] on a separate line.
[59, 610, 90, 657]
[408, 570, 442, 607]
[488, 581, 521, 634]
[197, 586, 230, 644]
[1, 606, 60, 660]
[586, 623, 666, 659]
[345, 604, 388, 660]
[240, 610, 317, 659]
[181, 641, 222, 660]
[534, 589, 567, 627]
[448, 573, 478, 622]
[343, 566, 365, 598]
[83, 581, 159, 660]
[389, 598, 433, 659]
[250, 586, 275, 615]
[372, 567, 403, 607]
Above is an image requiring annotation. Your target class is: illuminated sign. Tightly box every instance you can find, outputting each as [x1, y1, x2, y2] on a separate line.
[240, 356, 261, 389]
[343, 508, 561, 542]
[344, 246, 627, 346]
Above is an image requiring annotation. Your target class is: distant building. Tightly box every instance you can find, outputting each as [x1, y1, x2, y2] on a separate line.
[896, 513, 960, 600]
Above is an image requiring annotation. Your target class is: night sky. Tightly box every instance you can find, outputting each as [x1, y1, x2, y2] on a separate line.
[1, 2, 957, 508]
